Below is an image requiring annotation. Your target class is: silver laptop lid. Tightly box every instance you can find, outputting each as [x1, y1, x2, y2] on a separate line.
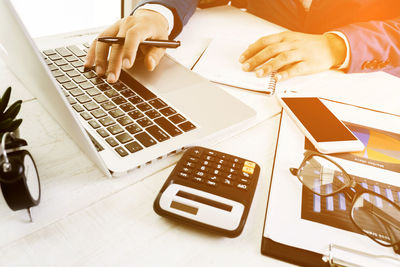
[0, 0, 110, 176]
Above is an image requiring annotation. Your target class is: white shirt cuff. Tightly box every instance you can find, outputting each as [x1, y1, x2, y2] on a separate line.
[136, 4, 175, 36]
[327, 31, 350, 69]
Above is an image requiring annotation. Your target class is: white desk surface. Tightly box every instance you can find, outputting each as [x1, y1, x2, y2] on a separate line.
[1, 5, 400, 267]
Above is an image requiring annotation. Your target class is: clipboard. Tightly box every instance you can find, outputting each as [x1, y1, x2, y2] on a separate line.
[260, 99, 400, 267]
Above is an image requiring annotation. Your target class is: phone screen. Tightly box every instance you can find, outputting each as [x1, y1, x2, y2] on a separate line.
[282, 97, 357, 142]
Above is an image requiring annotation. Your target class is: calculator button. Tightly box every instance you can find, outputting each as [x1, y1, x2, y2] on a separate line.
[242, 166, 254, 175]
[237, 184, 248, 190]
[239, 178, 250, 184]
[206, 180, 217, 187]
[244, 161, 256, 168]
[178, 172, 190, 179]
[181, 167, 192, 174]
[187, 156, 199, 163]
[185, 161, 196, 168]
[193, 177, 203, 183]
[223, 179, 233, 186]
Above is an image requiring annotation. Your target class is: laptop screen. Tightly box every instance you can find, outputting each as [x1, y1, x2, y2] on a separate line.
[10, 0, 120, 38]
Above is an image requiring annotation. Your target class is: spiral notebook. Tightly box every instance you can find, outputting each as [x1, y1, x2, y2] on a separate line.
[192, 38, 277, 94]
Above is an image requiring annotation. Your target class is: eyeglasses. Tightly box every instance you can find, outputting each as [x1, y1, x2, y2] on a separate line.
[290, 151, 400, 254]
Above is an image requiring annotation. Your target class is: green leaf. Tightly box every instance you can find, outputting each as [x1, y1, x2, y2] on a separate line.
[0, 118, 13, 130]
[0, 100, 22, 121]
[5, 119, 22, 132]
[0, 87, 12, 114]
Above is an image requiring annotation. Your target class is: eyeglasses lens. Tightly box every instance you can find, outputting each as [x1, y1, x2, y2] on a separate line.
[297, 155, 350, 195]
[352, 192, 400, 246]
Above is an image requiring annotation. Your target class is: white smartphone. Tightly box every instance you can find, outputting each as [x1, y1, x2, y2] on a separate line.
[277, 95, 364, 154]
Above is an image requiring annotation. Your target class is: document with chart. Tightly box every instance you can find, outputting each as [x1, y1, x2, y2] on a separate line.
[261, 99, 400, 266]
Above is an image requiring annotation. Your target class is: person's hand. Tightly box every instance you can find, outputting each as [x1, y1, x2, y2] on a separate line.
[239, 31, 347, 81]
[85, 9, 169, 83]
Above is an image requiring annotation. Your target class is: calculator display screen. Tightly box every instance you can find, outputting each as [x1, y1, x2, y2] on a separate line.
[282, 97, 357, 142]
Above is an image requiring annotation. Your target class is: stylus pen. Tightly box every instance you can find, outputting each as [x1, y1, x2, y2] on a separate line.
[96, 37, 181, 48]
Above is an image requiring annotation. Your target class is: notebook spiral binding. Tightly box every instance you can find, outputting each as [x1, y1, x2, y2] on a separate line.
[267, 71, 277, 95]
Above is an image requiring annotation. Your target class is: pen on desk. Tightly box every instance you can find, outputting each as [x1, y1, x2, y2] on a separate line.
[96, 37, 181, 48]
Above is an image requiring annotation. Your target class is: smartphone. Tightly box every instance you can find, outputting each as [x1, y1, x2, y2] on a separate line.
[277, 95, 364, 154]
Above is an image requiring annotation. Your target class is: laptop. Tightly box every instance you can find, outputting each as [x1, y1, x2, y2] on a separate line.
[0, 0, 256, 177]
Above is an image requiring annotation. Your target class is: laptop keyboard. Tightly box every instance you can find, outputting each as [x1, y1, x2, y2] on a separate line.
[42, 44, 196, 158]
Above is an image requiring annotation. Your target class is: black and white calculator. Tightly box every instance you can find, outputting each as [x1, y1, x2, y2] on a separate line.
[154, 146, 260, 237]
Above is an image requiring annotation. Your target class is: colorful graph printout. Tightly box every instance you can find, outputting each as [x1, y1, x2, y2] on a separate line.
[305, 122, 400, 173]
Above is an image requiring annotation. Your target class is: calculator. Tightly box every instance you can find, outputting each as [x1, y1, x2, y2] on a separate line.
[153, 146, 260, 237]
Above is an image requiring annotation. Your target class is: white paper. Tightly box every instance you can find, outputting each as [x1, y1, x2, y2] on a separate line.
[192, 38, 275, 93]
[263, 100, 400, 266]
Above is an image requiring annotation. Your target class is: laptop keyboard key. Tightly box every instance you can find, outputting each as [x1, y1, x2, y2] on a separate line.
[55, 47, 72, 57]
[67, 45, 86, 57]
[54, 59, 68, 66]
[80, 112, 92, 120]
[128, 110, 144, 119]
[145, 109, 161, 119]
[120, 89, 135, 98]
[159, 107, 176, 117]
[115, 147, 129, 157]
[107, 125, 124, 135]
[66, 70, 80, 77]
[109, 108, 124, 118]
[98, 83, 112, 91]
[63, 82, 77, 90]
[71, 61, 84, 68]
[43, 49, 56, 56]
[154, 117, 182, 137]
[116, 133, 133, 144]
[88, 120, 100, 129]
[128, 96, 143, 104]
[56, 75, 70, 84]
[90, 77, 104, 85]
[69, 88, 84, 97]
[106, 137, 118, 147]
[125, 141, 143, 153]
[120, 103, 135, 112]
[101, 101, 116, 110]
[146, 125, 170, 142]
[72, 104, 84, 112]
[83, 102, 99, 111]
[112, 96, 127, 105]
[126, 124, 142, 135]
[91, 109, 107, 118]
[67, 96, 76, 105]
[84, 71, 97, 79]
[117, 116, 134, 126]
[149, 98, 167, 109]
[61, 64, 74, 72]
[178, 121, 196, 132]
[86, 88, 101, 96]
[76, 95, 91, 103]
[135, 132, 156, 147]
[112, 81, 128, 91]
[137, 103, 152, 112]
[94, 95, 108, 104]
[169, 114, 186, 124]
[52, 69, 63, 77]
[73, 76, 86, 83]
[137, 117, 153, 127]
[79, 81, 93, 90]
[99, 116, 115, 127]
[48, 64, 58, 71]
[104, 89, 119, 98]
[96, 128, 109, 138]
[49, 54, 61, 61]
[65, 55, 78, 62]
